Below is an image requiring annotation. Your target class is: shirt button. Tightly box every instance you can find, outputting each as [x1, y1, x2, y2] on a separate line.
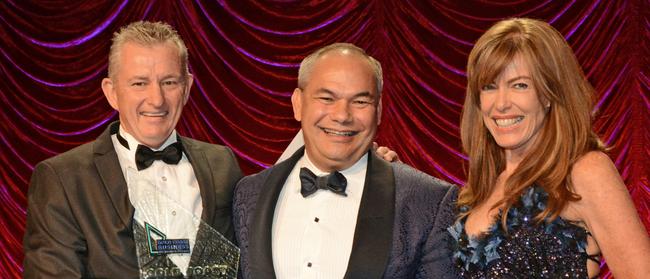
[314, 217, 319, 223]
[161, 176, 167, 182]
[307, 262, 312, 267]
[172, 211, 176, 216]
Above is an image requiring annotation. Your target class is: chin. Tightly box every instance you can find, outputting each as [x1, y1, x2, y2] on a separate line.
[323, 153, 351, 163]
[142, 125, 170, 134]
[140, 131, 170, 143]
[496, 139, 530, 150]
[495, 140, 517, 148]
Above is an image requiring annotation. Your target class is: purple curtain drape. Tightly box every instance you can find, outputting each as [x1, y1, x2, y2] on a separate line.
[1, 1, 648, 278]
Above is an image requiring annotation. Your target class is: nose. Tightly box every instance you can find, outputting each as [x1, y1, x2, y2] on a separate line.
[494, 87, 511, 112]
[146, 83, 165, 107]
[329, 101, 353, 123]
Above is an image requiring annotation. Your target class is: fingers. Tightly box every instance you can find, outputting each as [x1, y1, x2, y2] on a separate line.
[383, 151, 399, 162]
[375, 146, 400, 162]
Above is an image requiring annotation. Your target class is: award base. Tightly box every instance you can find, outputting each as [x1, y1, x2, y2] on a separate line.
[134, 222, 239, 279]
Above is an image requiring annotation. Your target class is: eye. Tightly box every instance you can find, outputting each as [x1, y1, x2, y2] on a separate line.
[481, 83, 497, 91]
[161, 79, 180, 88]
[513, 82, 529, 90]
[317, 96, 334, 103]
[131, 81, 146, 87]
[352, 99, 373, 107]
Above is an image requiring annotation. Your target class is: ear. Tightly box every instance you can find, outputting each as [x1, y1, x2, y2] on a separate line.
[376, 98, 383, 125]
[291, 87, 303, 121]
[542, 97, 551, 112]
[183, 74, 194, 105]
[101, 78, 119, 110]
[539, 94, 551, 108]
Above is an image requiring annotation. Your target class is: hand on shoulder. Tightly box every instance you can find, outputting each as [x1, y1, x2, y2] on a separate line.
[373, 142, 400, 163]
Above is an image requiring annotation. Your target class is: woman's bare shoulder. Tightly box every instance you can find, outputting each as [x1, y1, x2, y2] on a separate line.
[570, 151, 624, 198]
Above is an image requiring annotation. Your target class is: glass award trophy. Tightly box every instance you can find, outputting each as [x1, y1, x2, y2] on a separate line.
[127, 168, 239, 278]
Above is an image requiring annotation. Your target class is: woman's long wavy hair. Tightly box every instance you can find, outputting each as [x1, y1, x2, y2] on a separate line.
[458, 18, 605, 227]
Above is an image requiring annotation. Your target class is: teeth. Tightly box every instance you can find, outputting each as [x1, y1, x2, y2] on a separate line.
[141, 111, 167, 117]
[322, 128, 356, 136]
[495, 117, 523, 127]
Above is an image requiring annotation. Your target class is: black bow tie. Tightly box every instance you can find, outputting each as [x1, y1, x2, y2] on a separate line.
[299, 167, 347, 198]
[135, 142, 183, 171]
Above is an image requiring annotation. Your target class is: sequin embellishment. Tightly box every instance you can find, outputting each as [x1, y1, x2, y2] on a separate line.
[448, 186, 591, 278]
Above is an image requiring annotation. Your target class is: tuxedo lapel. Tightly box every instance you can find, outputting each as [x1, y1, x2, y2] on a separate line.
[93, 122, 134, 229]
[249, 147, 305, 278]
[344, 151, 395, 278]
[180, 137, 217, 271]
[181, 137, 216, 224]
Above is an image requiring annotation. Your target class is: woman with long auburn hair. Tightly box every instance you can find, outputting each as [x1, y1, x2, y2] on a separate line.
[448, 18, 650, 278]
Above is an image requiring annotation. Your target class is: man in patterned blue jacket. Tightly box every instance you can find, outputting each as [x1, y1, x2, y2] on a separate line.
[233, 43, 459, 279]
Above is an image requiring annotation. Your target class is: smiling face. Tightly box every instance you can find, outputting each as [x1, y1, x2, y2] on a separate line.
[102, 42, 193, 148]
[480, 55, 548, 158]
[292, 51, 381, 172]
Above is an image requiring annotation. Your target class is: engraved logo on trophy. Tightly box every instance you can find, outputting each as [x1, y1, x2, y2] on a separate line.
[127, 168, 239, 278]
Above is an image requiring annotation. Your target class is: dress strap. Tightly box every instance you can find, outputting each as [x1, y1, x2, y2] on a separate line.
[586, 253, 600, 263]
[584, 229, 601, 263]
[587, 256, 600, 279]
[585, 230, 601, 278]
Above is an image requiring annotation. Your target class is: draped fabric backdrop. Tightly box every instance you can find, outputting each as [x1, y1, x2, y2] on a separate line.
[1, 1, 648, 278]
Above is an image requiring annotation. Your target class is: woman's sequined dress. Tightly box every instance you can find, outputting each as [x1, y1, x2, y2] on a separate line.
[448, 186, 597, 278]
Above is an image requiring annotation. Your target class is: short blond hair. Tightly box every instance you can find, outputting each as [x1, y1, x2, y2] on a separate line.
[107, 21, 189, 80]
[297, 43, 383, 95]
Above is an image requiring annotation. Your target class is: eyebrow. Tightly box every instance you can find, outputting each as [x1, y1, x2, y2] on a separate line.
[160, 74, 181, 80]
[127, 74, 181, 82]
[506, 75, 532, 83]
[315, 88, 374, 98]
[128, 76, 150, 81]
[315, 88, 335, 95]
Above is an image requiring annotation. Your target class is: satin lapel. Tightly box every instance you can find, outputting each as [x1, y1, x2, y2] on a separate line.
[344, 151, 395, 278]
[249, 147, 305, 278]
[178, 137, 230, 273]
[94, 122, 134, 228]
[181, 137, 216, 224]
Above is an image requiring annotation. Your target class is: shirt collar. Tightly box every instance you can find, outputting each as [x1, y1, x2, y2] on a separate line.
[118, 126, 178, 151]
[114, 127, 179, 170]
[302, 152, 369, 177]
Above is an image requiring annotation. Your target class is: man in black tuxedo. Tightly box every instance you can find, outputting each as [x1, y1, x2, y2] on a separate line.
[23, 21, 241, 278]
[233, 43, 459, 278]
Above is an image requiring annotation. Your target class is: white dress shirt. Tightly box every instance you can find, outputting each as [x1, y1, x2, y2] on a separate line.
[112, 127, 202, 275]
[272, 153, 368, 279]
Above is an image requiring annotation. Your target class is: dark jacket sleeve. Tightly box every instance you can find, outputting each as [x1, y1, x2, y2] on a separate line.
[23, 161, 87, 279]
[416, 184, 461, 279]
